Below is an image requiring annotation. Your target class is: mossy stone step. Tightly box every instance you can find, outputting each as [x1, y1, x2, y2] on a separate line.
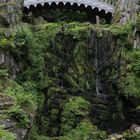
[92, 104, 107, 110]
[92, 98, 108, 105]
[0, 101, 14, 110]
[0, 118, 16, 130]
[0, 110, 7, 114]
[0, 93, 15, 110]
[92, 107, 108, 116]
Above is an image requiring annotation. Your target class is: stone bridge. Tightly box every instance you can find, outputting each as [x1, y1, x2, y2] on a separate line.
[23, 0, 115, 23]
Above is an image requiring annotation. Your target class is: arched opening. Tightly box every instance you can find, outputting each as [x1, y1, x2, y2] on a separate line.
[92, 7, 99, 15]
[29, 5, 36, 12]
[23, 6, 29, 14]
[64, 2, 71, 9]
[51, 2, 57, 9]
[86, 5, 92, 13]
[106, 12, 113, 24]
[36, 4, 43, 10]
[72, 3, 79, 11]
[58, 2, 64, 9]
[79, 4, 85, 12]
[23, 2, 113, 24]
[44, 2, 50, 8]
[99, 9, 106, 18]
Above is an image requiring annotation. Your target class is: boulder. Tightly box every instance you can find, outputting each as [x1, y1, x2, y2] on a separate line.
[130, 124, 140, 133]
[110, 133, 123, 140]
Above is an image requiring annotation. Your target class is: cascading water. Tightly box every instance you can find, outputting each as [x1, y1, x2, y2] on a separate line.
[96, 68, 102, 96]
[88, 30, 118, 129]
[89, 31, 105, 98]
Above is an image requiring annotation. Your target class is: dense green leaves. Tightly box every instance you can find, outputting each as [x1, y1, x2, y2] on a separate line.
[8, 106, 30, 128]
[0, 126, 16, 140]
[0, 22, 140, 139]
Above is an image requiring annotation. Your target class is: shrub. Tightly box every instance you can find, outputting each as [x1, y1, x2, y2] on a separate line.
[8, 105, 30, 128]
[60, 120, 107, 140]
[4, 82, 37, 112]
[14, 24, 32, 48]
[0, 69, 9, 78]
[0, 126, 16, 140]
[60, 97, 90, 134]
[123, 130, 140, 140]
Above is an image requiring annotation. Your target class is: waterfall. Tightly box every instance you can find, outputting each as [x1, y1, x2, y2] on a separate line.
[95, 32, 102, 97]
[96, 69, 102, 96]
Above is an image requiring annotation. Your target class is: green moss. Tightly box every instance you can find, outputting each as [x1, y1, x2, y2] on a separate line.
[136, 13, 140, 31]
[60, 120, 107, 140]
[4, 81, 37, 113]
[0, 68, 9, 79]
[118, 49, 140, 97]
[28, 124, 50, 140]
[47, 87, 67, 98]
[0, 21, 138, 139]
[0, 126, 16, 140]
[123, 129, 140, 140]
[60, 97, 90, 135]
[0, 31, 15, 48]
[8, 105, 30, 128]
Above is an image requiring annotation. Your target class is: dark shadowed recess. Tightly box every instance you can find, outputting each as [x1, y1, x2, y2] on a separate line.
[23, 2, 113, 23]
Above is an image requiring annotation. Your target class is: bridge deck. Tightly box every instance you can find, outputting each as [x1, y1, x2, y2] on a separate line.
[24, 0, 114, 13]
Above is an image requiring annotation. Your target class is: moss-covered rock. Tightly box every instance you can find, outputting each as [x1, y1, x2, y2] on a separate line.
[0, 0, 23, 27]
[0, 22, 140, 139]
[60, 97, 90, 135]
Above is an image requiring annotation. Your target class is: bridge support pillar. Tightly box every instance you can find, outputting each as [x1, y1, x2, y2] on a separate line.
[96, 16, 100, 24]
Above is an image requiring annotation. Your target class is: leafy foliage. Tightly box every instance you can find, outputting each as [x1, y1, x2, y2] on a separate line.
[0, 22, 139, 139]
[4, 81, 37, 112]
[118, 49, 140, 97]
[60, 120, 107, 140]
[8, 106, 30, 128]
[0, 126, 16, 140]
[123, 128, 140, 140]
[60, 97, 90, 135]
[0, 68, 8, 78]
[8, 105, 30, 128]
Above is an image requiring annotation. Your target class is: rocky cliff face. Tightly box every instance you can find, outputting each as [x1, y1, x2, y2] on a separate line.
[0, 21, 140, 139]
[0, 93, 28, 140]
[0, 1, 140, 140]
[113, 0, 138, 24]
[0, 50, 21, 79]
[0, 0, 23, 27]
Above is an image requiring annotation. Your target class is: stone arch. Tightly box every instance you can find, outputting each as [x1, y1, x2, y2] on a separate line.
[23, 0, 114, 23]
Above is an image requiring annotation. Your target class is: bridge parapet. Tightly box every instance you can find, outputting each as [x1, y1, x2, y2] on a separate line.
[23, 0, 115, 23]
[24, 0, 114, 13]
